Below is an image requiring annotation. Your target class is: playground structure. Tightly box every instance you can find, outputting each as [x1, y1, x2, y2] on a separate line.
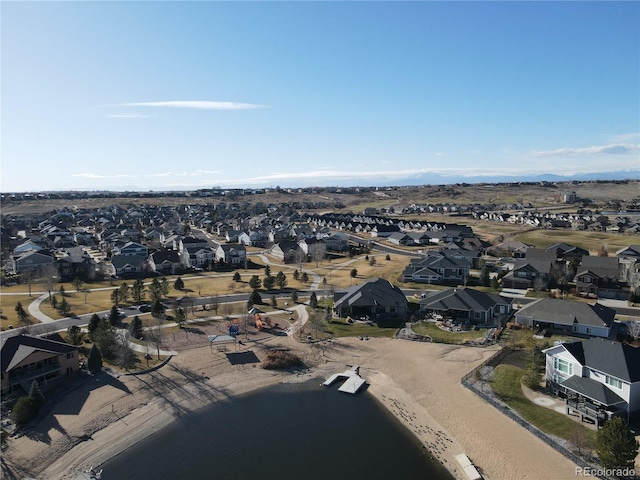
[254, 313, 278, 331]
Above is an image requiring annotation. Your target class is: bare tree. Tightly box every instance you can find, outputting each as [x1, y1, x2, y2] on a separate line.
[210, 295, 220, 316]
[311, 242, 327, 267]
[146, 318, 164, 360]
[294, 248, 306, 272]
[38, 264, 59, 301]
[627, 321, 640, 345]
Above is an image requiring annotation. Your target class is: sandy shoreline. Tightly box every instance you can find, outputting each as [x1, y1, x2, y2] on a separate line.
[3, 336, 581, 480]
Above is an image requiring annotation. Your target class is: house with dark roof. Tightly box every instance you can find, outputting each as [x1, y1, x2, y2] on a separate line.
[514, 298, 616, 338]
[215, 243, 246, 266]
[333, 278, 407, 320]
[544, 338, 640, 427]
[501, 248, 556, 290]
[574, 256, 625, 299]
[149, 250, 182, 274]
[1, 334, 79, 394]
[545, 243, 589, 263]
[402, 252, 471, 285]
[418, 287, 513, 325]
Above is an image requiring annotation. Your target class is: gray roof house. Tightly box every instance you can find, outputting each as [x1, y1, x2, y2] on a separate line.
[515, 298, 616, 338]
[1, 334, 79, 394]
[544, 338, 640, 427]
[418, 287, 513, 325]
[333, 278, 407, 320]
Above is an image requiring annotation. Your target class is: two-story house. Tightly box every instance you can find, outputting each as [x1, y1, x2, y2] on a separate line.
[215, 243, 247, 266]
[544, 338, 640, 427]
[575, 256, 625, 300]
[1, 334, 79, 394]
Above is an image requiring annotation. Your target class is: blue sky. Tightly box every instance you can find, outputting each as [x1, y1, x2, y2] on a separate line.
[2, 1, 639, 192]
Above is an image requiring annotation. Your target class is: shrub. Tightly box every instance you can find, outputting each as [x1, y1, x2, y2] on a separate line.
[262, 351, 304, 370]
[10, 396, 39, 426]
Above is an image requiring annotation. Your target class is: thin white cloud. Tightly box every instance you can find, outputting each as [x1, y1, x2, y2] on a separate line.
[607, 133, 640, 143]
[71, 173, 139, 179]
[115, 101, 267, 110]
[531, 143, 640, 157]
[109, 113, 149, 119]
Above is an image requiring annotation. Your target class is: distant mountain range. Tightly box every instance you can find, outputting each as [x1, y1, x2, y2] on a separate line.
[376, 170, 640, 188]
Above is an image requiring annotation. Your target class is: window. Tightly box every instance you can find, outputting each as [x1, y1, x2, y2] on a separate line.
[554, 357, 573, 375]
[606, 375, 623, 389]
[66, 352, 74, 359]
[474, 311, 481, 319]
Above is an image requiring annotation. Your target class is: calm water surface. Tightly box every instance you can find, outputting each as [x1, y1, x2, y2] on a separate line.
[102, 379, 453, 480]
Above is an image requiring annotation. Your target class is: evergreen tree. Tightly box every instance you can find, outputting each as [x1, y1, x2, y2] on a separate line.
[350, 268, 358, 279]
[108, 305, 121, 326]
[263, 275, 276, 291]
[132, 278, 146, 304]
[87, 344, 103, 374]
[10, 396, 39, 426]
[174, 277, 185, 291]
[175, 308, 186, 329]
[15, 302, 28, 323]
[291, 291, 299, 303]
[129, 315, 143, 339]
[249, 289, 262, 305]
[88, 313, 101, 339]
[58, 297, 71, 316]
[51, 295, 58, 309]
[596, 417, 639, 469]
[276, 271, 287, 290]
[271, 294, 278, 307]
[161, 277, 170, 296]
[249, 275, 262, 290]
[264, 264, 271, 277]
[309, 292, 318, 309]
[149, 278, 163, 302]
[293, 270, 300, 281]
[300, 272, 309, 283]
[67, 325, 85, 345]
[233, 271, 241, 282]
[151, 299, 165, 319]
[59, 285, 66, 297]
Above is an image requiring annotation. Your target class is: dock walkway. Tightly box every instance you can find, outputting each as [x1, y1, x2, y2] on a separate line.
[322, 365, 366, 394]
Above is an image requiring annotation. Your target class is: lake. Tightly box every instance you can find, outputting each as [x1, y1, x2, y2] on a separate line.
[101, 379, 453, 480]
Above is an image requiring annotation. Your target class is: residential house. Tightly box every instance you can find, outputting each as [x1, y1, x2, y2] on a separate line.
[544, 338, 640, 427]
[12, 250, 54, 274]
[370, 224, 401, 238]
[617, 245, 640, 260]
[113, 241, 148, 258]
[514, 298, 617, 339]
[333, 278, 408, 320]
[111, 254, 146, 277]
[418, 287, 513, 325]
[181, 244, 215, 269]
[501, 249, 556, 290]
[545, 243, 589, 263]
[322, 232, 349, 252]
[215, 243, 247, 266]
[575, 256, 625, 300]
[402, 252, 471, 285]
[1, 334, 79, 394]
[148, 250, 182, 275]
[270, 241, 301, 263]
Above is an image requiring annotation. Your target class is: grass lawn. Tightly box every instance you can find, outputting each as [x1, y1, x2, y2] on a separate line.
[411, 321, 486, 344]
[304, 308, 401, 339]
[491, 364, 597, 446]
[0, 294, 40, 330]
[313, 253, 410, 290]
[512, 230, 633, 254]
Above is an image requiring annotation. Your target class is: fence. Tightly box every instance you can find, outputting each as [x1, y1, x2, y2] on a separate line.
[461, 350, 609, 479]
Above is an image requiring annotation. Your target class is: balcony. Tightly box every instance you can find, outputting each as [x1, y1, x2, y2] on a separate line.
[9, 364, 61, 387]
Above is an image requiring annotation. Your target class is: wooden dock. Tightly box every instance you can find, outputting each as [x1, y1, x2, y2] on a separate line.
[322, 365, 366, 394]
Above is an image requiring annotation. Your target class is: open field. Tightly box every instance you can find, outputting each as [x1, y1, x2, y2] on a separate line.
[3, 180, 638, 216]
[512, 230, 638, 254]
